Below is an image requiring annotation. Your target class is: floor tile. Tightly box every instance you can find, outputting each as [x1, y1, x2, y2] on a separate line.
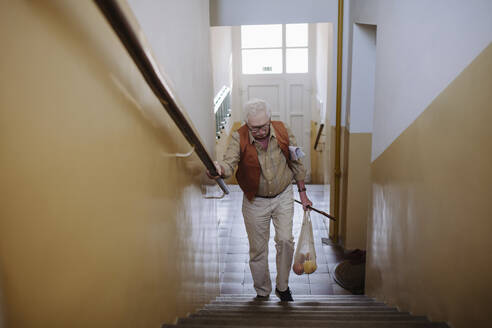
[308, 273, 332, 284]
[311, 284, 334, 295]
[224, 253, 247, 263]
[221, 272, 245, 283]
[220, 283, 243, 294]
[289, 283, 311, 295]
[332, 283, 353, 295]
[227, 245, 249, 254]
[224, 262, 246, 273]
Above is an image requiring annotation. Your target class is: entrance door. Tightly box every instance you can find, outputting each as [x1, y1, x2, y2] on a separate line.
[234, 24, 313, 180]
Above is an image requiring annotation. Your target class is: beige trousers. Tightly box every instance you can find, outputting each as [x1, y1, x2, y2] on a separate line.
[242, 186, 294, 296]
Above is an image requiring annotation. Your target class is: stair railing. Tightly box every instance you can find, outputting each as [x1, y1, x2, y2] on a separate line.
[313, 123, 324, 151]
[94, 0, 229, 195]
[214, 86, 231, 140]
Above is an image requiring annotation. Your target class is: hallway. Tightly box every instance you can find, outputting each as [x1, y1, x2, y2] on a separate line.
[217, 185, 351, 297]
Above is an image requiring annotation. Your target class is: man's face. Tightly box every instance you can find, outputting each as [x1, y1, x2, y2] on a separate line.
[247, 111, 270, 140]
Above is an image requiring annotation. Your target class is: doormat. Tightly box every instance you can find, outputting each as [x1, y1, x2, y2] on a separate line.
[333, 250, 366, 295]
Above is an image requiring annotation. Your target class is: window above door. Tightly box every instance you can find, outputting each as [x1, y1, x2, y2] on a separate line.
[241, 24, 309, 75]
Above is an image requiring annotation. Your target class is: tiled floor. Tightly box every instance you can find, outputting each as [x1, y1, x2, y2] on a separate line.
[217, 184, 351, 296]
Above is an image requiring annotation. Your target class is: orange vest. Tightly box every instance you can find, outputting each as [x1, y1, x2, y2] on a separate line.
[236, 121, 290, 201]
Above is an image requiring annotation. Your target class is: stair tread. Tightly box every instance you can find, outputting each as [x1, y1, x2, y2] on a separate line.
[217, 294, 369, 298]
[190, 314, 427, 321]
[164, 321, 448, 328]
[198, 310, 401, 315]
[204, 305, 397, 311]
[205, 302, 387, 307]
[195, 311, 411, 317]
[210, 298, 374, 304]
[162, 293, 449, 328]
[179, 316, 429, 324]
[214, 298, 373, 302]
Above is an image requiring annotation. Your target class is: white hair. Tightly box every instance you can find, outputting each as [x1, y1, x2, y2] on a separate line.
[243, 98, 272, 122]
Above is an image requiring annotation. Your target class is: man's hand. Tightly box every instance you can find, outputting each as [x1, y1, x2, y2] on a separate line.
[296, 180, 312, 211]
[206, 161, 224, 180]
[299, 191, 313, 211]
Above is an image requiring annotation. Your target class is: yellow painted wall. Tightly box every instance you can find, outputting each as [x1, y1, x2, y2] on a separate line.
[340, 127, 350, 245]
[329, 125, 371, 250]
[0, 1, 218, 327]
[344, 133, 371, 250]
[328, 126, 336, 238]
[367, 43, 492, 327]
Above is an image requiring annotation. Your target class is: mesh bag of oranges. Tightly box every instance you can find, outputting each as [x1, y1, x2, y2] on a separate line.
[292, 211, 317, 275]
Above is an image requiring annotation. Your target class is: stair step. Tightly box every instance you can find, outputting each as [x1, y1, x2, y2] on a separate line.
[211, 301, 377, 306]
[191, 313, 425, 321]
[198, 309, 399, 315]
[204, 305, 396, 312]
[206, 301, 386, 307]
[194, 310, 409, 318]
[212, 298, 376, 304]
[165, 321, 449, 327]
[216, 296, 369, 301]
[179, 315, 430, 325]
[217, 294, 369, 299]
[162, 295, 450, 327]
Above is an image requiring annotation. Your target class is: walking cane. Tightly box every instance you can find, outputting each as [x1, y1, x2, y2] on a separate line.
[294, 200, 337, 221]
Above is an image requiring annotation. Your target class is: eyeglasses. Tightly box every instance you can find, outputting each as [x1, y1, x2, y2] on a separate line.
[247, 121, 270, 133]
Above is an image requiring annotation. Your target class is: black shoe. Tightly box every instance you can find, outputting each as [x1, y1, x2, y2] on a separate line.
[255, 294, 269, 300]
[275, 287, 293, 302]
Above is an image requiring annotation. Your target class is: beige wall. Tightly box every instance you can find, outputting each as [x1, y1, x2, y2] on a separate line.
[367, 43, 492, 327]
[0, 1, 218, 327]
[328, 128, 373, 250]
[0, 279, 4, 328]
[344, 133, 371, 250]
[210, 26, 233, 96]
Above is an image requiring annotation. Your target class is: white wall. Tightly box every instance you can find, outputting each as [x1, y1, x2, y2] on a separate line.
[210, 0, 337, 26]
[210, 27, 232, 96]
[127, 0, 216, 153]
[350, 0, 492, 160]
[329, 0, 351, 128]
[348, 23, 376, 133]
[315, 23, 332, 124]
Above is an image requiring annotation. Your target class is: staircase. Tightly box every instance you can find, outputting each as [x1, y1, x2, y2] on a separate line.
[163, 294, 449, 327]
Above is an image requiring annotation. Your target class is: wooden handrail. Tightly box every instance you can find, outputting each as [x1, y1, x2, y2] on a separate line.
[94, 0, 229, 195]
[313, 123, 325, 151]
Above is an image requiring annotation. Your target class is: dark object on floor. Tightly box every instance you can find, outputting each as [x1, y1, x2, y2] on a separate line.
[275, 287, 294, 302]
[344, 248, 366, 264]
[321, 237, 338, 246]
[333, 249, 366, 294]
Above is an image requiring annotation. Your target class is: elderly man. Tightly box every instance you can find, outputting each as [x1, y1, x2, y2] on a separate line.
[208, 98, 312, 302]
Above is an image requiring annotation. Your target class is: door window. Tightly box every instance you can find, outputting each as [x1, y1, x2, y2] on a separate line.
[241, 24, 308, 74]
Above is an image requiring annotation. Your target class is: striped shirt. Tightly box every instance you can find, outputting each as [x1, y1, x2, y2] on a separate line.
[220, 123, 307, 197]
